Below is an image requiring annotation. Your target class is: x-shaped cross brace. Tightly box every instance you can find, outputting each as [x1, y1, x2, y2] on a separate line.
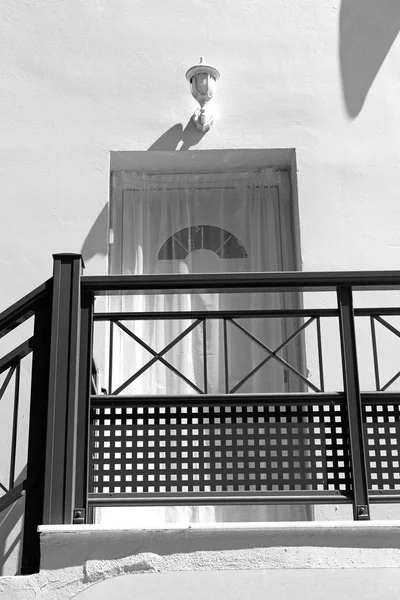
[228, 317, 321, 394]
[111, 319, 204, 395]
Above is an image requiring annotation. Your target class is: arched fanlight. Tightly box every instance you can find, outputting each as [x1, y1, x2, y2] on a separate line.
[158, 226, 248, 260]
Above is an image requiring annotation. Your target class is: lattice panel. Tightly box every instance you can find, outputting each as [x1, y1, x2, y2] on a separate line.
[89, 401, 352, 496]
[363, 403, 400, 490]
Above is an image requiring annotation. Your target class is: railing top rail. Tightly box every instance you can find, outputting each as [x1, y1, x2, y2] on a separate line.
[93, 307, 400, 320]
[0, 278, 52, 338]
[94, 308, 339, 320]
[82, 270, 400, 294]
[91, 391, 346, 407]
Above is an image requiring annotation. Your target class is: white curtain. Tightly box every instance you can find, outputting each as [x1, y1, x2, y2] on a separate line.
[98, 170, 310, 525]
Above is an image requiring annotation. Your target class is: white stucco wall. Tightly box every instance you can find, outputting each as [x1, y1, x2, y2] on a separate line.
[1, 0, 400, 298]
[1, 0, 400, 576]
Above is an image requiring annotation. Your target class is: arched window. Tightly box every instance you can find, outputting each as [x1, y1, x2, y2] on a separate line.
[158, 225, 248, 260]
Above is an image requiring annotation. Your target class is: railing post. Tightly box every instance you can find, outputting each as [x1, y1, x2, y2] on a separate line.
[43, 254, 83, 525]
[21, 296, 52, 574]
[337, 285, 370, 520]
[74, 289, 95, 525]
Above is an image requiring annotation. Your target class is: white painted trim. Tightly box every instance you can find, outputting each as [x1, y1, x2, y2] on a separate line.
[110, 149, 296, 174]
[38, 520, 400, 534]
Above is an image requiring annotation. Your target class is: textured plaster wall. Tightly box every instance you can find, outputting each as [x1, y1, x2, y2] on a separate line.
[2, 0, 400, 576]
[2, 523, 400, 599]
[1, 0, 400, 300]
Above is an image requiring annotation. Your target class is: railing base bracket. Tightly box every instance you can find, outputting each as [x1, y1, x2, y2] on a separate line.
[357, 505, 370, 520]
[73, 508, 86, 525]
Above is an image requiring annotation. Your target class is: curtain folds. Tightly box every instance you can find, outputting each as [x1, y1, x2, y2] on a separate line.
[99, 170, 310, 525]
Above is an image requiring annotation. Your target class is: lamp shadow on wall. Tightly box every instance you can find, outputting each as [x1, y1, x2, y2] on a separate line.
[80, 122, 206, 261]
[340, 0, 400, 118]
[147, 121, 207, 151]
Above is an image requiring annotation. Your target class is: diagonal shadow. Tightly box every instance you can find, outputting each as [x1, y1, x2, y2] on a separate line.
[147, 124, 184, 151]
[340, 0, 400, 118]
[80, 121, 207, 261]
[147, 120, 206, 152]
[0, 466, 26, 575]
[81, 204, 108, 262]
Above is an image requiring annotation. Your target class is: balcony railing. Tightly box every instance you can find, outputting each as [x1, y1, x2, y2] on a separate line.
[2, 254, 400, 572]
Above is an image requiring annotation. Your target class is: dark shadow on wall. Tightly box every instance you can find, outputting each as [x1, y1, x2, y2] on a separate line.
[81, 204, 108, 262]
[340, 0, 400, 118]
[147, 124, 184, 150]
[0, 467, 26, 575]
[180, 120, 207, 150]
[80, 122, 207, 259]
[148, 120, 206, 151]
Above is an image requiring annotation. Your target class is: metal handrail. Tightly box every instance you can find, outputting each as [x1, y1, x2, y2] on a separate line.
[0, 279, 52, 338]
[0, 338, 36, 375]
[82, 270, 400, 294]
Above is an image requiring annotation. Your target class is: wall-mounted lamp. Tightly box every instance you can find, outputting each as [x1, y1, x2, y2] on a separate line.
[186, 57, 220, 133]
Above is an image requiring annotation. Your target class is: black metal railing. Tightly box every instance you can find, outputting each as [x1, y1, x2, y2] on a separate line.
[89, 393, 352, 505]
[0, 277, 52, 574]
[3, 254, 400, 572]
[95, 308, 324, 395]
[84, 268, 400, 522]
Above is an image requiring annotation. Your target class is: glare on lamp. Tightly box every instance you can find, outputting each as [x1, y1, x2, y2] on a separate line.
[186, 57, 220, 133]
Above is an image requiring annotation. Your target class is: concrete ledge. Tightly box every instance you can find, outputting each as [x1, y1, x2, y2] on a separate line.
[2, 522, 400, 600]
[38, 521, 400, 572]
